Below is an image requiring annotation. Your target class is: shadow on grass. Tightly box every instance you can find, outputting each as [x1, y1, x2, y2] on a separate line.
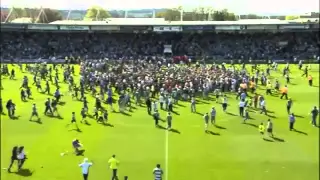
[15, 169, 33, 177]
[171, 111, 180, 115]
[295, 115, 304, 118]
[159, 118, 165, 122]
[226, 112, 237, 116]
[47, 114, 64, 120]
[69, 128, 82, 133]
[131, 106, 138, 110]
[76, 149, 85, 156]
[266, 110, 275, 113]
[206, 130, 220, 136]
[157, 125, 167, 130]
[176, 103, 186, 107]
[214, 124, 227, 130]
[120, 111, 132, 117]
[30, 119, 42, 124]
[196, 100, 210, 105]
[169, 128, 181, 134]
[266, 114, 277, 118]
[293, 129, 308, 135]
[246, 109, 256, 113]
[11, 115, 21, 120]
[102, 123, 114, 127]
[195, 112, 204, 116]
[263, 136, 285, 142]
[58, 101, 66, 106]
[244, 123, 258, 128]
[84, 121, 91, 126]
[263, 138, 274, 142]
[272, 136, 285, 142]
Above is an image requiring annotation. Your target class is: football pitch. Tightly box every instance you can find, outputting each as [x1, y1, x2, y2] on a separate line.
[1, 64, 319, 180]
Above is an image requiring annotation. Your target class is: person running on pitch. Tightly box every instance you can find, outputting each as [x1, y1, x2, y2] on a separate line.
[280, 85, 288, 100]
[167, 112, 172, 130]
[308, 75, 313, 86]
[266, 119, 274, 138]
[66, 112, 80, 131]
[80, 108, 88, 124]
[30, 103, 40, 122]
[7, 146, 18, 173]
[301, 65, 308, 77]
[258, 122, 265, 139]
[51, 99, 59, 116]
[210, 107, 216, 125]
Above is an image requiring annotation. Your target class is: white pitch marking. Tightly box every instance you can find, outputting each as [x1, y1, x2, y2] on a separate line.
[165, 129, 169, 180]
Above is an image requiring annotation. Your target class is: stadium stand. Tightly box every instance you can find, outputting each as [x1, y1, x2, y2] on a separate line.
[0, 19, 319, 63]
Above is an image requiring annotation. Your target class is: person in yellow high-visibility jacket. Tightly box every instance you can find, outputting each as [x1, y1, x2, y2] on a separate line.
[259, 122, 265, 139]
[250, 81, 256, 93]
[280, 85, 288, 100]
[308, 75, 313, 86]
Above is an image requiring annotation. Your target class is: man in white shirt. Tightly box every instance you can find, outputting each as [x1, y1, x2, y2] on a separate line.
[239, 99, 246, 117]
[79, 158, 93, 180]
[260, 100, 267, 115]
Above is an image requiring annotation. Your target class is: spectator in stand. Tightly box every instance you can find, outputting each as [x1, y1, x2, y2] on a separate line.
[0, 32, 318, 62]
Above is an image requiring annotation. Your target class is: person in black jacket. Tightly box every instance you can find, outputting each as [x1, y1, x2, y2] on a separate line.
[7, 146, 18, 173]
[146, 98, 152, 115]
[6, 99, 13, 118]
[17, 146, 27, 170]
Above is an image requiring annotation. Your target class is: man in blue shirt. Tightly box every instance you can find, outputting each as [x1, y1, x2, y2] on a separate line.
[79, 158, 93, 180]
[289, 113, 295, 131]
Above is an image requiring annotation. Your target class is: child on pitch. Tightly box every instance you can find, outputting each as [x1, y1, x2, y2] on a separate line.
[66, 112, 80, 131]
[243, 108, 249, 123]
[258, 123, 265, 139]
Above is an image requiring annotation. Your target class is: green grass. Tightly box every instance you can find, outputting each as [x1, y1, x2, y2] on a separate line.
[1, 64, 319, 180]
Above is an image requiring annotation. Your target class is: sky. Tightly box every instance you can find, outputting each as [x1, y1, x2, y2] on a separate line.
[1, 0, 319, 15]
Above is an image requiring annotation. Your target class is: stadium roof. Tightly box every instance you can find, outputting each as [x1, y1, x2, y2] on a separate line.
[49, 18, 294, 25]
[1, 0, 319, 15]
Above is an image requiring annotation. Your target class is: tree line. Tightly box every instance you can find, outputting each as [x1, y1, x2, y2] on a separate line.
[1, 8, 63, 23]
[1, 6, 318, 23]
